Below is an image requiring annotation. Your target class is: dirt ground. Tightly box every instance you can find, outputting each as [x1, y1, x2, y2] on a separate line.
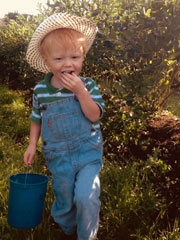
[131, 115, 180, 220]
[148, 115, 180, 151]
[128, 114, 180, 160]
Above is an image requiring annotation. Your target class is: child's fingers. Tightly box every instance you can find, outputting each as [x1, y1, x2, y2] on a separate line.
[24, 153, 33, 167]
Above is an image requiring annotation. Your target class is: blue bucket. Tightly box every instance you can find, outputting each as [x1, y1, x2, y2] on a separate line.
[8, 173, 48, 229]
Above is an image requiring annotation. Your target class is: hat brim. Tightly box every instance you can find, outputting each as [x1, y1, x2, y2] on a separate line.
[26, 12, 98, 73]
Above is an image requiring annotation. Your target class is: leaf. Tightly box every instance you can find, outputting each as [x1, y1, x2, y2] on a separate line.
[167, 60, 176, 66]
[145, 9, 151, 17]
[122, 113, 126, 119]
[165, 80, 170, 86]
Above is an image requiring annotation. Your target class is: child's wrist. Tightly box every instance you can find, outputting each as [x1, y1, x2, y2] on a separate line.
[29, 142, 37, 148]
[76, 87, 88, 98]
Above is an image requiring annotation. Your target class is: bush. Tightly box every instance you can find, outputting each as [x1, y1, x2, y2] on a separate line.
[0, 15, 44, 90]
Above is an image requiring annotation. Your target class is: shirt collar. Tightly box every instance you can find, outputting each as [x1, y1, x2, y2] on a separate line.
[44, 72, 58, 94]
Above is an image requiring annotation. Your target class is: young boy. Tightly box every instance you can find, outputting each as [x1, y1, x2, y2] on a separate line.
[24, 12, 104, 240]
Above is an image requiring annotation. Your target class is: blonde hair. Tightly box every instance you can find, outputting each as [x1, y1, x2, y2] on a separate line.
[40, 28, 87, 56]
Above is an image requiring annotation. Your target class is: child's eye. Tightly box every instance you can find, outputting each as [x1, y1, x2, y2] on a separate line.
[55, 58, 63, 61]
[72, 56, 79, 59]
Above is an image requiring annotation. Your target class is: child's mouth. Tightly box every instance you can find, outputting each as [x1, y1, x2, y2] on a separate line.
[62, 71, 74, 75]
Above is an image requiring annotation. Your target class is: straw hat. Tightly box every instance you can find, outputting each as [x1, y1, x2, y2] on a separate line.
[26, 12, 98, 73]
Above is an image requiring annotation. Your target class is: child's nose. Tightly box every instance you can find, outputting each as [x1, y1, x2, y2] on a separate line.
[64, 59, 72, 67]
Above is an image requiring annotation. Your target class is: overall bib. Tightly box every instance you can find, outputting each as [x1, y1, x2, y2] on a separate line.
[41, 97, 103, 240]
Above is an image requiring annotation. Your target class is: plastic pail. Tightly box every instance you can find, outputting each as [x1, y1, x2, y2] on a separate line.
[8, 173, 48, 229]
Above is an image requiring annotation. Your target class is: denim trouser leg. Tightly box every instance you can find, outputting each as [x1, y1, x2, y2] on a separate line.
[74, 163, 101, 240]
[45, 151, 77, 235]
[51, 176, 77, 234]
[45, 147, 102, 238]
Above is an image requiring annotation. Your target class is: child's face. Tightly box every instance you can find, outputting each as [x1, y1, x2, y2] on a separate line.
[43, 42, 84, 81]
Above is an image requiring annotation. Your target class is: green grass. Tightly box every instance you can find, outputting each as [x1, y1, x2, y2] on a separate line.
[1, 85, 180, 240]
[165, 93, 180, 118]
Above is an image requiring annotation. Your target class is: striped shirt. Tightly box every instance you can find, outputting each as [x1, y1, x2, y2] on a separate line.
[30, 72, 105, 129]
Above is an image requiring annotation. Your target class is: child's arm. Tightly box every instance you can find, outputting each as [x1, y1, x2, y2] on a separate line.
[76, 89, 101, 122]
[24, 121, 41, 167]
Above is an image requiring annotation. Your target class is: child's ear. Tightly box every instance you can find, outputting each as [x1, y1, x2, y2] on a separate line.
[42, 55, 47, 64]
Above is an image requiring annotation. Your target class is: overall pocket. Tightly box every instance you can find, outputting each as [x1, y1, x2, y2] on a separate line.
[86, 129, 103, 150]
[42, 110, 81, 141]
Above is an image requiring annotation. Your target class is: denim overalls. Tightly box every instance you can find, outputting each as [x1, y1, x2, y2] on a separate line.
[41, 96, 103, 240]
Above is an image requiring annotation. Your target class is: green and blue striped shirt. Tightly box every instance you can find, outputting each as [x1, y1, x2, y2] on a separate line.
[30, 72, 104, 129]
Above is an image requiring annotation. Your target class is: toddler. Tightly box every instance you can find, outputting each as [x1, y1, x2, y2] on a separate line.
[24, 12, 104, 240]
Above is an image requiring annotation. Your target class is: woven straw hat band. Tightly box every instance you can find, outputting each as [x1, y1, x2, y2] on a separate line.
[26, 12, 98, 73]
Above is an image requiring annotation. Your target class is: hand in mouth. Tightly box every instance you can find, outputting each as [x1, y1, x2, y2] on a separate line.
[62, 71, 74, 75]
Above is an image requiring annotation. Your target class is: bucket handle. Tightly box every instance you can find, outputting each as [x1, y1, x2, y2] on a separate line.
[24, 166, 29, 188]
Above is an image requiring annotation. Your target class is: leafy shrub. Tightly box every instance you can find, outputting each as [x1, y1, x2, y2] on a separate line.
[0, 15, 44, 90]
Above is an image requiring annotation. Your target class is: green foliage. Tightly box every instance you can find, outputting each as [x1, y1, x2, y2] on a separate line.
[140, 219, 180, 240]
[0, 86, 30, 140]
[101, 93, 154, 162]
[90, 0, 180, 155]
[99, 153, 169, 240]
[0, 15, 44, 89]
[164, 93, 180, 118]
